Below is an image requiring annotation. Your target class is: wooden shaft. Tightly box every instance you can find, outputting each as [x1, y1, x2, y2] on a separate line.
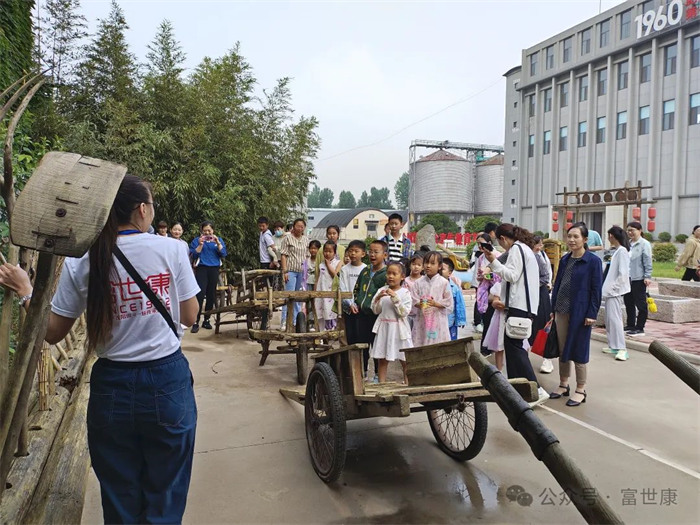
[649, 340, 700, 395]
[285, 299, 294, 333]
[467, 351, 623, 525]
[268, 285, 273, 318]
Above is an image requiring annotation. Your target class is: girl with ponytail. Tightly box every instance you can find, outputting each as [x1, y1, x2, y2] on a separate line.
[0, 174, 201, 523]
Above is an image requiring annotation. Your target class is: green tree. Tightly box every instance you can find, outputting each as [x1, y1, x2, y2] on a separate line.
[411, 213, 460, 234]
[357, 186, 393, 208]
[307, 184, 333, 207]
[38, 0, 87, 88]
[0, 0, 35, 88]
[464, 215, 501, 233]
[337, 190, 356, 208]
[394, 172, 408, 209]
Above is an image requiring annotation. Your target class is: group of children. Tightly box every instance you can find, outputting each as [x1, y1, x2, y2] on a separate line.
[306, 233, 467, 384]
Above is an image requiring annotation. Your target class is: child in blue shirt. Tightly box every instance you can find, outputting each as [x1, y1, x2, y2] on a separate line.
[441, 258, 466, 340]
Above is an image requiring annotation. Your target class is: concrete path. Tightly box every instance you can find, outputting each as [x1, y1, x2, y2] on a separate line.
[81, 321, 700, 524]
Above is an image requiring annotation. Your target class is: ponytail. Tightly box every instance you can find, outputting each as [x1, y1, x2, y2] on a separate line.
[86, 175, 152, 350]
[496, 223, 535, 249]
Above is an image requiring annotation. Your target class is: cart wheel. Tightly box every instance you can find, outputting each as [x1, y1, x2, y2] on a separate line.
[304, 362, 346, 483]
[296, 312, 308, 384]
[427, 400, 487, 461]
[246, 312, 268, 332]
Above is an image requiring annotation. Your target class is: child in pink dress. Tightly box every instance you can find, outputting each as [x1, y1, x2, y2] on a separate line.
[403, 255, 423, 330]
[410, 251, 453, 346]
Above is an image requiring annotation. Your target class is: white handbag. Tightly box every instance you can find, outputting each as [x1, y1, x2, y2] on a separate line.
[504, 244, 534, 340]
[505, 316, 532, 340]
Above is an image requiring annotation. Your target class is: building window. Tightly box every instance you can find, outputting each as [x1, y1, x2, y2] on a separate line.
[528, 94, 536, 117]
[560, 82, 569, 107]
[619, 9, 632, 39]
[664, 44, 677, 76]
[544, 88, 552, 112]
[530, 52, 538, 76]
[562, 37, 573, 63]
[512, 140, 517, 147]
[514, 101, 518, 108]
[639, 105, 650, 135]
[545, 45, 555, 70]
[596, 117, 606, 144]
[640, 0, 654, 14]
[692, 36, 700, 68]
[618, 61, 629, 90]
[640, 53, 652, 83]
[581, 28, 592, 55]
[528, 135, 535, 157]
[691, 93, 700, 125]
[617, 111, 628, 139]
[559, 126, 568, 151]
[663, 99, 675, 131]
[543, 130, 552, 154]
[579, 75, 589, 102]
[511, 199, 516, 205]
[353, 219, 359, 229]
[512, 160, 516, 166]
[598, 69, 607, 96]
[578, 121, 587, 147]
[599, 19, 610, 48]
[511, 179, 516, 186]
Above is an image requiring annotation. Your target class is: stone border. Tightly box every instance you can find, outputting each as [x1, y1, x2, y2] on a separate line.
[590, 332, 700, 366]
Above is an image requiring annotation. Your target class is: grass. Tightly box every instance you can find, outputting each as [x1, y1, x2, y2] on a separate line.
[652, 261, 681, 279]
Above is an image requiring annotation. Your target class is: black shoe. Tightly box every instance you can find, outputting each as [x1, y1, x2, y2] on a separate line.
[624, 327, 635, 333]
[566, 390, 587, 407]
[191, 323, 200, 334]
[628, 329, 645, 337]
[202, 320, 213, 330]
[549, 384, 570, 399]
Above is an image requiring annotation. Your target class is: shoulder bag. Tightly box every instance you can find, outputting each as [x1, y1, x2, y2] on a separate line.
[113, 246, 179, 339]
[504, 243, 533, 340]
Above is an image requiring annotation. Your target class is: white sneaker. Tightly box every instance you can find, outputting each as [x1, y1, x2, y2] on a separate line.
[475, 323, 484, 333]
[601, 347, 616, 354]
[529, 387, 549, 408]
[539, 359, 554, 374]
[615, 349, 629, 361]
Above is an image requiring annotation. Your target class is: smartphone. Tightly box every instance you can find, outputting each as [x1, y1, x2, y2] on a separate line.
[480, 242, 494, 252]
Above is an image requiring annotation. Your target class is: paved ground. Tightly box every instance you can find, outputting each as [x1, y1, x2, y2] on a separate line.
[81, 316, 700, 524]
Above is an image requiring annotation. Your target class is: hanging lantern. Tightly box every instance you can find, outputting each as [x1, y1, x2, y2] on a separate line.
[647, 220, 656, 232]
[552, 211, 559, 221]
[632, 207, 642, 220]
[648, 207, 657, 219]
[566, 222, 573, 230]
[552, 222, 560, 232]
[566, 210, 574, 221]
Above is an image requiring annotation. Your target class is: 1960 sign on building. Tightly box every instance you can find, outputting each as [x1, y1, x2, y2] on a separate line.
[635, 0, 700, 40]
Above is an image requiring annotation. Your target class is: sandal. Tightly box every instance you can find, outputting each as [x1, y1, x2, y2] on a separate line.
[566, 390, 587, 407]
[549, 384, 570, 399]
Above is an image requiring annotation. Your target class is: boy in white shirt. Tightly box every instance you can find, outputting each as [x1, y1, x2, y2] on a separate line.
[338, 240, 367, 344]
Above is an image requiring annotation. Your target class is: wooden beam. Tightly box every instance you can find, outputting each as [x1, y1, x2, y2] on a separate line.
[254, 290, 352, 300]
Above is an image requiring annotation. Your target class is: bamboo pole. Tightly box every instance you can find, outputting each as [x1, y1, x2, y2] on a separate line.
[54, 342, 68, 362]
[38, 343, 53, 411]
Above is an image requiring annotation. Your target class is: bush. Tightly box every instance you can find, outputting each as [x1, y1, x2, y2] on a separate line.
[466, 240, 478, 259]
[676, 234, 688, 243]
[652, 242, 677, 263]
[642, 232, 654, 242]
[464, 216, 500, 233]
[658, 232, 671, 242]
[533, 230, 546, 238]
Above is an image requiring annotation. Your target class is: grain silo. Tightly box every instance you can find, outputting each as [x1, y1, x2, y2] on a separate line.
[474, 154, 504, 216]
[409, 149, 473, 228]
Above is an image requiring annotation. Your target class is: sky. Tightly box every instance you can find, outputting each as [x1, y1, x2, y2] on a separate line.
[70, 0, 627, 202]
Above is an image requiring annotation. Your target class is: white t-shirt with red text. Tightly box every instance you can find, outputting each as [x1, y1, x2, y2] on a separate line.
[51, 233, 200, 361]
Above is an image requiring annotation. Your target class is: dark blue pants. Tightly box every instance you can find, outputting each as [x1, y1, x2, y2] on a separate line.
[88, 349, 197, 524]
[449, 325, 458, 341]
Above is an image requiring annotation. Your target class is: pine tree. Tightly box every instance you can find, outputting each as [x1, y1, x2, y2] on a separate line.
[37, 0, 88, 88]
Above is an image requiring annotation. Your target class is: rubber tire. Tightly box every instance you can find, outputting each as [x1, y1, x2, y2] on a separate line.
[304, 362, 346, 483]
[427, 401, 488, 461]
[246, 312, 268, 333]
[295, 312, 308, 384]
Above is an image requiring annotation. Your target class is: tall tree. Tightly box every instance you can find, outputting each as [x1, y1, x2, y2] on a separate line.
[337, 190, 356, 208]
[411, 213, 461, 234]
[357, 186, 393, 208]
[394, 172, 409, 209]
[37, 0, 87, 88]
[0, 0, 35, 87]
[307, 184, 333, 208]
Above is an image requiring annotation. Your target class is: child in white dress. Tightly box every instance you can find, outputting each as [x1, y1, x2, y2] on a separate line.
[410, 251, 453, 346]
[315, 241, 342, 330]
[371, 261, 412, 384]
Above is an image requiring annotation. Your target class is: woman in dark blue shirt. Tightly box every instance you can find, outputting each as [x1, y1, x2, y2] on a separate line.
[189, 221, 228, 332]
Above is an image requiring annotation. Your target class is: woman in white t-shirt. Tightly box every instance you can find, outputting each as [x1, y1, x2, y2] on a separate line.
[0, 175, 200, 524]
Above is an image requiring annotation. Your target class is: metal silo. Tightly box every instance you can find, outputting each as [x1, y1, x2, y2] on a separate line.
[474, 155, 504, 216]
[409, 149, 472, 221]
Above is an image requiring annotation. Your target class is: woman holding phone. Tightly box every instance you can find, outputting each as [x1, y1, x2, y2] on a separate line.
[189, 221, 227, 332]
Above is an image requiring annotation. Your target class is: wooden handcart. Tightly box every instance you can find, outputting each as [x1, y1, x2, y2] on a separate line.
[279, 337, 538, 483]
[206, 269, 283, 334]
[249, 289, 353, 385]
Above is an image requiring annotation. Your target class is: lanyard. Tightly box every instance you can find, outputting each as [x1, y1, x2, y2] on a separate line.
[118, 229, 142, 235]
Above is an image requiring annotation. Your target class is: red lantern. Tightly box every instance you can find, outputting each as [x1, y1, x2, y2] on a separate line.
[566, 211, 573, 221]
[566, 222, 573, 230]
[632, 207, 641, 220]
[647, 220, 656, 232]
[552, 222, 560, 232]
[648, 207, 657, 219]
[552, 211, 559, 221]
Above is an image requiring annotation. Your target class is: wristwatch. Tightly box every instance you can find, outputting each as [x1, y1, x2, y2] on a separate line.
[19, 293, 32, 307]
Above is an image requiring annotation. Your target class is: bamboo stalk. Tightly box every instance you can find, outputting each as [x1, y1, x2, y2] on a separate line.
[38, 344, 52, 411]
[51, 356, 61, 372]
[54, 342, 68, 361]
[0, 243, 19, 408]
